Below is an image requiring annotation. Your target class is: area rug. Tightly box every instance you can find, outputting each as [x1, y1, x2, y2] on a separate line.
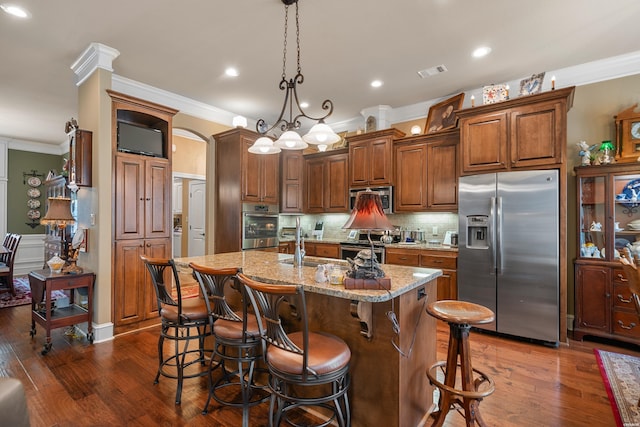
[595, 348, 640, 427]
[0, 276, 66, 309]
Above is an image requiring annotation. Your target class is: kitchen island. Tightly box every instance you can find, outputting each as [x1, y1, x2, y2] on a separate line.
[175, 250, 441, 427]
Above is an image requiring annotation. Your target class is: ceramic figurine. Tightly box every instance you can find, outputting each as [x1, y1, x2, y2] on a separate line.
[577, 140, 597, 166]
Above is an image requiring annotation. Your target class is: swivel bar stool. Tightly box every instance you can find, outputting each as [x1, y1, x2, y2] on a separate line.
[142, 256, 211, 405]
[190, 263, 269, 427]
[426, 300, 496, 427]
[239, 273, 351, 427]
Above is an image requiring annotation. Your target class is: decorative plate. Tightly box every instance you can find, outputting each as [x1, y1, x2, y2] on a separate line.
[27, 188, 40, 198]
[27, 209, 40, 220]
[27, 176, 41, 187]
[27, 199, 40, 209]
[620, 178, 640, 208]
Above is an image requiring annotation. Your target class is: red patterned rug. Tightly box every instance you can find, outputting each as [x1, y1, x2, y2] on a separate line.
[0, 276, 66, 309]
[595, 348, 640, 427]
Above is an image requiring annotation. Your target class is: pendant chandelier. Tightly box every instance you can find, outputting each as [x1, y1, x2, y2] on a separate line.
[249, 0, 340, 155]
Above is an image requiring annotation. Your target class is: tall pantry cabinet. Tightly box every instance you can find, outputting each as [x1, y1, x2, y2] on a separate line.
[108, 90, 178, 334]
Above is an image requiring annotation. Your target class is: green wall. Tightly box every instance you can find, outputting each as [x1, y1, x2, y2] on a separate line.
[8, 149, 64, 235]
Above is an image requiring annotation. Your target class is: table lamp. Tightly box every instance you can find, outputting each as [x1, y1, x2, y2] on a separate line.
[40, 197, 76, 266]
[342, 189, 394, 278]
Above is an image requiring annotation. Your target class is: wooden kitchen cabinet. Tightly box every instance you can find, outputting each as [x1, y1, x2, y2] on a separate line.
[70, 128, 92, 187]
[241, 135, 279, 204]
[115, 154, 172, 240]
[386, 247, 457, 300]
[304, 241, 340, 259]
[348, 128, 405, 187]
[280, 150, 304, 213]
[109, 91, 176, 334]
[456, 87, 574, 175]
[573, 162, 640, 345]
[394, 130, 458, 212]
[304, 149, 349, 213]
[113, 238, 171, 332]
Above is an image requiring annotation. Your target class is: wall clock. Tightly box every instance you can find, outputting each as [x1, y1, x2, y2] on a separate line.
[615, 104, 640, 162]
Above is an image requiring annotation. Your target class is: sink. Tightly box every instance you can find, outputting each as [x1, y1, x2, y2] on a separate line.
[279, 259, 325, 268]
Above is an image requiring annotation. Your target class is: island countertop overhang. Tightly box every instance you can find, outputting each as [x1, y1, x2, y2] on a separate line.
[174, 250, 441, 303]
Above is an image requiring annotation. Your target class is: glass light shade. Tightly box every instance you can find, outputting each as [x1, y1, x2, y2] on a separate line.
[303, 123, 341, 145]
[317, 144, 328, 152]
[232, 116, 247, 128]
[343, 190, 394, 231]
[276, 130, 308, 150]
[599, 140, 615, 151]
[410, 125, 421, 135]
[248, 136, 281, 154]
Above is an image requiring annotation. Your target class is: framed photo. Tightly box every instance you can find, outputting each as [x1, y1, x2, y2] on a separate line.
[425, 93, 465, 134]
[482, 84, 508, 105]
[519, 72, 545, 96]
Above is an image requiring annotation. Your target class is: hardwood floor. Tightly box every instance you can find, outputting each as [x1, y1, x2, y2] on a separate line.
[0, 302, 637, 426]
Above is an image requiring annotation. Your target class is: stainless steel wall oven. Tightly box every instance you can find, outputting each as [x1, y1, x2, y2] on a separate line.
[242, 203, 279, 250]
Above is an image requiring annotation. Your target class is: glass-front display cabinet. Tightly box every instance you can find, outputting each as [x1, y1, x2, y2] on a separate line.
[574, 162, 640, 345]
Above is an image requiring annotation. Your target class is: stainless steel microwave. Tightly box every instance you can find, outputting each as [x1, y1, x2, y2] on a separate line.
[349, 186, 393, 214]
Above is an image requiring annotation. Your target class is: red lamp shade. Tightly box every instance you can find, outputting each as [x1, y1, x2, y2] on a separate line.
[343, 190, 394, 231]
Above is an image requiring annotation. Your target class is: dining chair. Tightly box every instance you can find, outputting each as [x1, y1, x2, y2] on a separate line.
[238, 273, 351, 427]
[0, 234, 21, 295]
[141, 256, 211, 405]
[190, 263, 269, 426]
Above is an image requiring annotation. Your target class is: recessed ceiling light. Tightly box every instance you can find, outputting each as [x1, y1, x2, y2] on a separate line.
[1, 4, 30, 18]
[371, 80, 383, 88]
[472, 46, 492, 58]
[300, 101, 309, 108]
[225, 67, 239, 77]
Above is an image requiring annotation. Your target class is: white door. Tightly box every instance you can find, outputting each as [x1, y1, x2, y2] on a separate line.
[188, 180, 206, 256]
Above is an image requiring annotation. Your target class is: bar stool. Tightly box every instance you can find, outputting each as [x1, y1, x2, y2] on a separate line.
[426, 300, 496, 427]
[238, 273, 351, 427]
[141, 256, 211, 405]
[189, 263, 269, 427]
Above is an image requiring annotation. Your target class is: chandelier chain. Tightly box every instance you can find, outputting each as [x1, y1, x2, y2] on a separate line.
[281, 4, 289, 80]
[295, 0, 301, 74]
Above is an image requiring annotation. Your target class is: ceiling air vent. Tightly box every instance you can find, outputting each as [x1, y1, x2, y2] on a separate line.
[417, 65, 448, 78]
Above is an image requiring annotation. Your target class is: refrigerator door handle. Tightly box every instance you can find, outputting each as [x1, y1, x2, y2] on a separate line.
[490, 196, 497, 271]
[496, 196, 503, 274]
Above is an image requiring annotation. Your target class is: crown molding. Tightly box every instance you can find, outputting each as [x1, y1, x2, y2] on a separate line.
[71, 43, 120, 87]
[2, 136, 66, 155]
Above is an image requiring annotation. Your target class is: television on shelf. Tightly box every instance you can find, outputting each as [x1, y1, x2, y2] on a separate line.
[117, 121, 166, 158]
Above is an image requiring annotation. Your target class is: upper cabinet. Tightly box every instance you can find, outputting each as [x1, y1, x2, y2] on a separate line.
[304, 149, 349, 213]
[214, 128, 279, 206]
[280, 150, 305, 213]
[348, 128, 405, 187]
[456, 87, 575, 175]
[394, 129, 459, 212]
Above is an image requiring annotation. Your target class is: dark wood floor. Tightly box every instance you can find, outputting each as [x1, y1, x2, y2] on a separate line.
[1, 301, 637, 427]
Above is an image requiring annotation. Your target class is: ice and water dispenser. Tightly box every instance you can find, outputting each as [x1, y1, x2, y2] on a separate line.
[465, 215, 489, 249]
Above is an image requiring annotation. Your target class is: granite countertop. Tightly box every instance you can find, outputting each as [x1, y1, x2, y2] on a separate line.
[174, 251, 441, 303]
[280, 237, 458, 252]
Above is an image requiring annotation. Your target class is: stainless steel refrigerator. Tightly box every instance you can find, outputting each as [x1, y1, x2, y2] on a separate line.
[458, 170, 559, 344]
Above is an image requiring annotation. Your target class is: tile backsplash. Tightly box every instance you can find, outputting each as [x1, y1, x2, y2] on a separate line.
[279, 212, 458, 242]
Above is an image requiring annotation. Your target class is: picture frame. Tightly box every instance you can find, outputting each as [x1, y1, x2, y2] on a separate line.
[425, 93, 465, 134]
[482, 84, 508, 105]
[519, 72, 545, 96]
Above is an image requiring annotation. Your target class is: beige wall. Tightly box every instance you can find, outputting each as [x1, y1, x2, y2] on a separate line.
[172, 134, 206, 176]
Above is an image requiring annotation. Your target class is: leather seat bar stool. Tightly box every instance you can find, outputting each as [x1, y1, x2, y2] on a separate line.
[426, 300, 496, 427]
[142, 256, 211, 405]
[238, 273, 351, 427]
[189, 263, 269, 427]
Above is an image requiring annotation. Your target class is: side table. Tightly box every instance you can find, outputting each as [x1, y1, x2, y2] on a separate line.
[28, 269, 95, 355]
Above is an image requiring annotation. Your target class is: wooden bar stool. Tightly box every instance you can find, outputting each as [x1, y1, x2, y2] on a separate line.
[426, 300, 496, 427]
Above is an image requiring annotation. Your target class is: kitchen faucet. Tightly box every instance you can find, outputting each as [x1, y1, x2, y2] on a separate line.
[293, 216, 305, 268]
